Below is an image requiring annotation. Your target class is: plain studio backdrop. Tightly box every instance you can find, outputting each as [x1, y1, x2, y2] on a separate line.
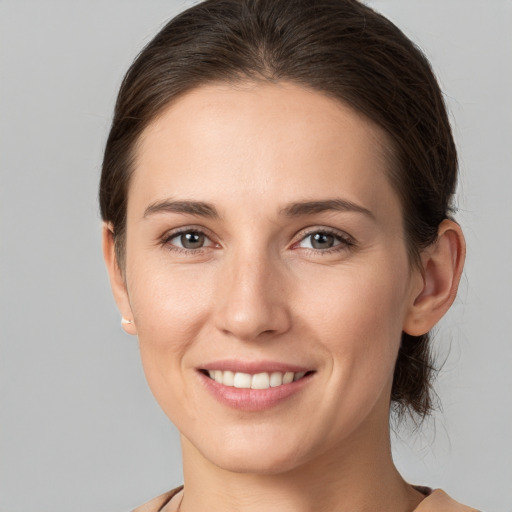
[0, 1, 511, 511]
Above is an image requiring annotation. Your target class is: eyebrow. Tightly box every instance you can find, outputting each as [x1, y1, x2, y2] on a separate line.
[142, 197, 374, 221]
[280, 199, 375, 220]
[143, 199, 220, 219]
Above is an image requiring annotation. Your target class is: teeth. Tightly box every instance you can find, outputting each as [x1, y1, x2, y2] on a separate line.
[270, 372, 283, 387]
[223, 370, 234, 386]
[205, 370, 309, 389]
[233, 372, 252, 388]
[283, 371, 294, 384]
[251, 372, 270, 389]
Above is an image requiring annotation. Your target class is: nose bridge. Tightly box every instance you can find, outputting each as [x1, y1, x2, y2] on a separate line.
[214, 241, 290, 341]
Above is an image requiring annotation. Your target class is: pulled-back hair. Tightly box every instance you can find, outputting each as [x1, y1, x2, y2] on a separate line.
[99, 0, 458, 420]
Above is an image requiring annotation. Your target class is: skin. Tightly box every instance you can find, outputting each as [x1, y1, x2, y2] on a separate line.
[103, 81, 465, 512]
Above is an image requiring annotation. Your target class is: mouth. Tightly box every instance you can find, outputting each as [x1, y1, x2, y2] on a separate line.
[197, 360, 316, 410]
[200, 369, 315, 390]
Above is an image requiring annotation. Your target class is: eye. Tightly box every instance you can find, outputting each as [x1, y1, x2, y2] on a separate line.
[164, 229, 216, 251]
[296, 230, 353, 251]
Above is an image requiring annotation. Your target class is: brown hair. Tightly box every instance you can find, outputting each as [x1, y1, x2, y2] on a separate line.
[99, 0, 458, 420]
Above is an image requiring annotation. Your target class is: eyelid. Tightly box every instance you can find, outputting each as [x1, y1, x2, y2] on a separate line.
[296, 225, 354, 241]
[292, 226, 356, 250]
[159, 224, 355, 253]
[161, 225, 219, 249]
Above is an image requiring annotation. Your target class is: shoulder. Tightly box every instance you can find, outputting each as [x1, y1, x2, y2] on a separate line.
[131, 485, 480, 512]
[415, 489, 481, 512]
[132, 486, 184, 512]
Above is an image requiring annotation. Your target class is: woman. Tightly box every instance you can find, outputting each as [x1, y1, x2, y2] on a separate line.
[100, 0, 476, 510]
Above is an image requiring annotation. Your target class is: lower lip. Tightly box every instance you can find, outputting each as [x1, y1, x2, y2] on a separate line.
[198, 371, 314, 411]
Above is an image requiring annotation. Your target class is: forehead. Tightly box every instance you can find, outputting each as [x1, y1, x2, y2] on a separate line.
[130, 81, 399, 220]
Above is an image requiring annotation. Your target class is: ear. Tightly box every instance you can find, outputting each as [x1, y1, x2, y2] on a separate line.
[102, 222, 137, 335]
[403, 219, 466, 336]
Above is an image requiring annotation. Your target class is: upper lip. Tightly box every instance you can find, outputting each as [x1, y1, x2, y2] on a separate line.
[199, 359, 313, 374]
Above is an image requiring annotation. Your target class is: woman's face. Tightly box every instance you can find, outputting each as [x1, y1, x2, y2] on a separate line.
[119, 81, 423, 473]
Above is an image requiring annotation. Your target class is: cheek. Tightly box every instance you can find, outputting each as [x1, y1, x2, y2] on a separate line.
[125, 256, 217, 401]
[128, 255, 214, 341]
[290, 259, 411, 440]
[299, 256, 410, 377]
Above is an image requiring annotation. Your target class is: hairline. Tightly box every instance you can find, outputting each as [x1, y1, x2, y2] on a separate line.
[113, 77, 422, 272]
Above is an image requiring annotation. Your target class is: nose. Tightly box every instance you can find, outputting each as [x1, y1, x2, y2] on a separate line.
[213, 249, 292, 342]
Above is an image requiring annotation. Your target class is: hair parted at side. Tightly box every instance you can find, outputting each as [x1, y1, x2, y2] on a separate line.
[99, 0, 458, 420]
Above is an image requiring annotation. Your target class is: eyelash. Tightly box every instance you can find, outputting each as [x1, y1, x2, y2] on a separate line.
[161, 227, 355, 255]
[293, 227, 355, 255]
[161, 227, 217, 255]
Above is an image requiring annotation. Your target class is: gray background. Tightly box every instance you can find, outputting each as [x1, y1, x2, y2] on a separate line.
[1, 1, 511, 510]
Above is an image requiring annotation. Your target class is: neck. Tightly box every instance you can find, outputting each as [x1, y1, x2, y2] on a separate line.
[178, 408, 424, 512]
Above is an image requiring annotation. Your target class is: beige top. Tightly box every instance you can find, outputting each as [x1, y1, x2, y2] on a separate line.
[132, 485, 481, 512]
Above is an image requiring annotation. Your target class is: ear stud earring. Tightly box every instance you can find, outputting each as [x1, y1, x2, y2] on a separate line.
[121, 317, 133, 325]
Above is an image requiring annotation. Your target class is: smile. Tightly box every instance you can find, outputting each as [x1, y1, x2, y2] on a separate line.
[198, 363, 315, 411]
[203, 370, 309, 389]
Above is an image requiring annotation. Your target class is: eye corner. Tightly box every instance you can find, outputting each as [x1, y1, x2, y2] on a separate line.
[291, 227, 356, 254]
[160, 226, 220, 254]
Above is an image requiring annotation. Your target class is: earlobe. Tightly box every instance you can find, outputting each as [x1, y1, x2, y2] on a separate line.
[403, 219, 466, 336]
[102, 222, 137, 335]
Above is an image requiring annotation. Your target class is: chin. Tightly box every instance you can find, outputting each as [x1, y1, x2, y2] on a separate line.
[210, 447, 307, 475]
[186, 426, 313, 475]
